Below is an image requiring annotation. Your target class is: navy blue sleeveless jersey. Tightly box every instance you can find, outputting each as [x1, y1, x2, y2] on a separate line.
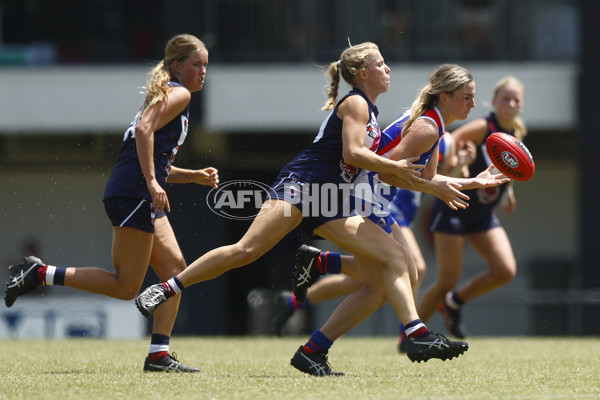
[432, 112, 510, 216]
[278, 88, 380, 185]
[103, 80, 190, 202]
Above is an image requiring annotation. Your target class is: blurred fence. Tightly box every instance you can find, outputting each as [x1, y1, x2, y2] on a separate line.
[0, 0, 579, 65]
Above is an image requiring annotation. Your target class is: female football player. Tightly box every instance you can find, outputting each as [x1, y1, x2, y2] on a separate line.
[5, 34, 218, 372]
[420, 76, 527, 338]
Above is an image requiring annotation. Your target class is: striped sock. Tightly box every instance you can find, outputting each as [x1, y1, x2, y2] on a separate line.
[148, 334, 170, 361]
[405, 319, 430, 339]
[161, 276, 184, 297]
[288, 293, 310, 310]
[316, 251, 341, 274]
[38, 265, 66, 286]
[303, 330, 333, 354]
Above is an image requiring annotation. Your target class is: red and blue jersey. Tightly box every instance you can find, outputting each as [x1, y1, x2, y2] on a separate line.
[103, 79, 190, 202]
[352, 107, 446, 212]
[390, 132, 450, 227]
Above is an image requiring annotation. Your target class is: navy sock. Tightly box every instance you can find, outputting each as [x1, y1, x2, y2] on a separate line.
[173, 276, 184, 290]
[303, 330, 333, 354]
[54, 268, 66, 286]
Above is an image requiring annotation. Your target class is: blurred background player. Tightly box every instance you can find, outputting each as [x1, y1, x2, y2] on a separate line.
[418, 75, 527, 338]
[4, 34, 218, 372]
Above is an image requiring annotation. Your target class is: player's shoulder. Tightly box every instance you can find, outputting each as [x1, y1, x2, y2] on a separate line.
[337, 93, 370, 120]
[168, 85, 192, 101]
[165, 86, 191, 114]
[411, 116, 440, 138]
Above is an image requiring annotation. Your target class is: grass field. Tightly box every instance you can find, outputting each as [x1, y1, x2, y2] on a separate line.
[1, 336, 599, 400]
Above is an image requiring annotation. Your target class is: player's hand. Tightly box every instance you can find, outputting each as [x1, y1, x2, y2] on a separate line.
[394, 156, 424, 188]
[148, 180, 170, 214]
[474, 165, 511, 187]
[432, 180, 470, 210]
[190, 167, 219, 188]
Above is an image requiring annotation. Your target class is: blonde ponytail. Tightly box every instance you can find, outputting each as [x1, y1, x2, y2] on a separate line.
[322, 42, 379, 111]
[322, 61, 341, 111]
[141, 60, 172, 116]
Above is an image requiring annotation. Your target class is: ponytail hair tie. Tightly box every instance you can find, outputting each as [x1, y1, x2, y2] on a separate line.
[337, 60, 342, 70]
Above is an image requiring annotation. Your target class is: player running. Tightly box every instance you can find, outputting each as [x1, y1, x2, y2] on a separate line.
[4, 34, 217, 372]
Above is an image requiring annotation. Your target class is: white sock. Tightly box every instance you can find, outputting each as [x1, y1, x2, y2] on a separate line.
[445, 291, 460, 310]
[44, 265, 57, 285]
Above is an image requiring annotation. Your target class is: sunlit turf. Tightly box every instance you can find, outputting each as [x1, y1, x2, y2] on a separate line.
[1, 336, 599, 400]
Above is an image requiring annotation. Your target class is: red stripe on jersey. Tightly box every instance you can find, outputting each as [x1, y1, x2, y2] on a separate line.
[377, 134, 403, 156]
[423, 108, 443, 130]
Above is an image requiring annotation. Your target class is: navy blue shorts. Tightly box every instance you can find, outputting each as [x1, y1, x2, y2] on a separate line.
[429, 207, 500, 235]
[104, 197, 165, 234]
[270, 173, 353, 232]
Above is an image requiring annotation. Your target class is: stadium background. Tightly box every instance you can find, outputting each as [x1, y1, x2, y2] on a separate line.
[0, 0, 597, 338]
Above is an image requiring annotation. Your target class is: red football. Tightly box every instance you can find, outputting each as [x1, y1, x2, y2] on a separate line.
[485, 132, 535, 181]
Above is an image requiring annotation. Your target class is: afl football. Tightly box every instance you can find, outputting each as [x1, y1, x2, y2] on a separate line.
[485, 132, 535, 181]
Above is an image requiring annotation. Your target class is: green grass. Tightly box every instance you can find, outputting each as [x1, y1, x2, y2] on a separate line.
[1, 336, 599, 400]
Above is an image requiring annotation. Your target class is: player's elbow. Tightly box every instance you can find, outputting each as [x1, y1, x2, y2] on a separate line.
[342, 148, 363, 167]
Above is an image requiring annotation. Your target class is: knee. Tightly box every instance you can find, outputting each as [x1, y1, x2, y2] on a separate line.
[171, 262, 186, 275]
[230, 244, 263, 267]
[158, 263, 186, 280]
[383, 245, 411, 274]
[114, 285, 140, 301]
[409, 259, 426, 288]
[373, 292, 388, 308]
[362, 288, 388, 311]
[495, 263, 517, 285]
